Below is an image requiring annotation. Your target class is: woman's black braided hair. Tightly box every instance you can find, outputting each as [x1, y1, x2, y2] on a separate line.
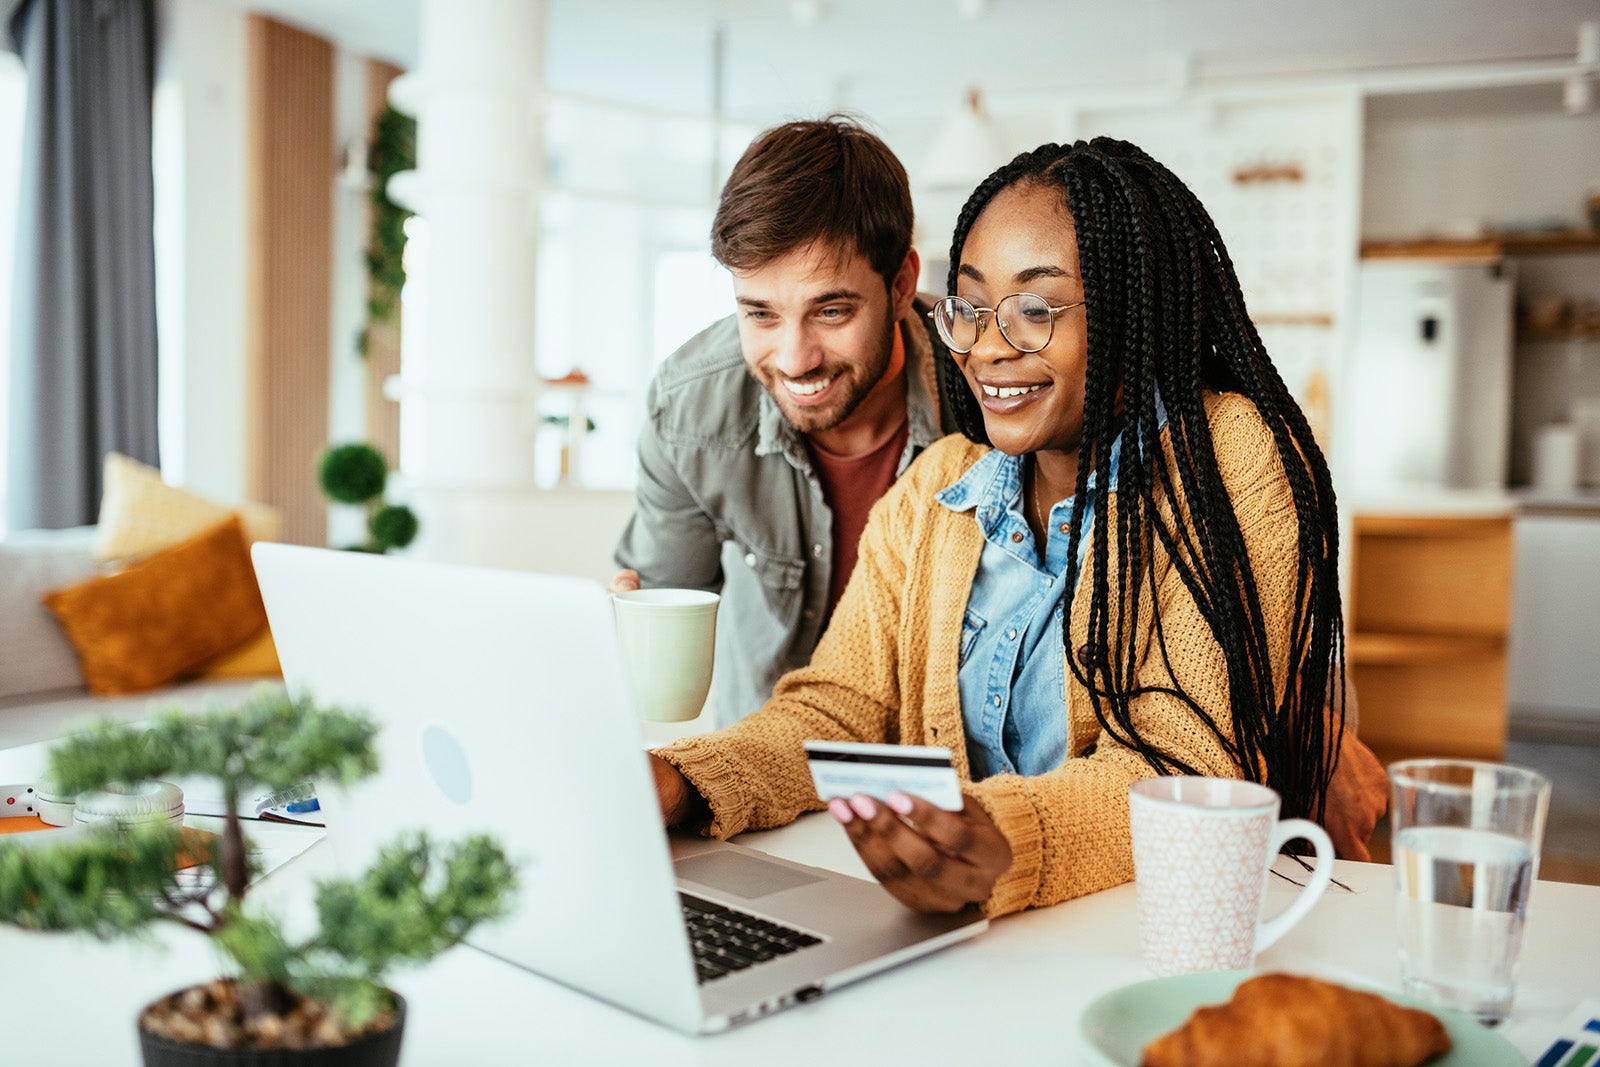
[936, 138, 1345, 822]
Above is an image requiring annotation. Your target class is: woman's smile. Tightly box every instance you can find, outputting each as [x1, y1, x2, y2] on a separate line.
[975, 378, 1050, 413]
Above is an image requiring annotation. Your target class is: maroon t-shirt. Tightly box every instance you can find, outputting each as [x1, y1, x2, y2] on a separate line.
[808, 416, 911, 619]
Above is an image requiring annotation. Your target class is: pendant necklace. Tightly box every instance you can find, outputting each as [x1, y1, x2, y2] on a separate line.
[1031, 457, 1051, 540]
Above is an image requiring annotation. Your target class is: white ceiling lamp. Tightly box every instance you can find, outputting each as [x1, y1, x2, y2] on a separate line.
[919, 87, 1008, 192]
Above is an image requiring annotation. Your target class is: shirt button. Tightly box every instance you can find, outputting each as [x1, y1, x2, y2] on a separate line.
[1077, 642, 1103, 667]
[1058, 522, 1069, 533]
[1011, 531, 1024, 543]
[812, 544, 824, 558]
[1007, 628, 1018, 640]
[802, 609, 814, 619]
[991, 694, 1002, 707]
[744, 552, 757, 567]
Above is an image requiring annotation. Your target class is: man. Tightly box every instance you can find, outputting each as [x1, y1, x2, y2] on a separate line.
[613, 115, 950, 726]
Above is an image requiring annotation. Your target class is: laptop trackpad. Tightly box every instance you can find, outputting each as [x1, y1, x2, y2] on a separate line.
[676, 851, 824, 900]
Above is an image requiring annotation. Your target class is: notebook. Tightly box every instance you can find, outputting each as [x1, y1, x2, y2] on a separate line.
[252, 544, 986, 1034]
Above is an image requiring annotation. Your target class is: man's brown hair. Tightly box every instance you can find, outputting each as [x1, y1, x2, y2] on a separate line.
[711, 114, 913, 287]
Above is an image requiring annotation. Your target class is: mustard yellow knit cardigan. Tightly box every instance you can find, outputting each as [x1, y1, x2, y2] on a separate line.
[654, 392, 1301, 917]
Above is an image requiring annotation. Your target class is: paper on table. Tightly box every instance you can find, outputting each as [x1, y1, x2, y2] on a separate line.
[1523, 1000, 1600, 1067]
[177, 778, 324, 827]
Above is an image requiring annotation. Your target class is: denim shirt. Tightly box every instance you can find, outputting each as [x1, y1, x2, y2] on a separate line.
[937, 451, 1101, 779]
[935, 401, 1186, 777]
[614, 299, 948, 726]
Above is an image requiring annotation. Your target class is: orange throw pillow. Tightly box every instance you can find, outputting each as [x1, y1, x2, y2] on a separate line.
[196, 627, 281, 679]
[42, 517, 268, 696]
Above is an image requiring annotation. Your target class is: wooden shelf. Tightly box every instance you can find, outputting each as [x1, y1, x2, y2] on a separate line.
[1518, 325, 1600, 342]
[1349, 513, 1511, 538]
[1348, 513, 1513, 762]
[1360, 238, 1501, 262]
[1251, 312, 1335, 329]
[1502, 230, 1600, 255]
[1360, 230, 1600, 262]
[1349, 632, 1505, 666]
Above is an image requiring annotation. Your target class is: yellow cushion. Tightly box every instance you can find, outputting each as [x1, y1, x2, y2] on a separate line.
[94, 452, 281, 563]
[196, 627, 282, 679]
[42, 517, 269, 696]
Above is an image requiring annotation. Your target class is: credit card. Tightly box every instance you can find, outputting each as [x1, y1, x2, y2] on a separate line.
[804, 740, 963, 811]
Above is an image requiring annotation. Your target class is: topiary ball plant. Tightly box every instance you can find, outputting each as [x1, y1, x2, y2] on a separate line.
[319, 444, 388, 506]
[369, 504, 419, 552]
[316, 442, 419, 554]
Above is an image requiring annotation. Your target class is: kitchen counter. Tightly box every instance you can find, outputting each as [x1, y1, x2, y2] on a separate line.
[1344, 488, 1514, 518]
[1344, 487, 1600, 519]
[1513, 489, 1600, 518]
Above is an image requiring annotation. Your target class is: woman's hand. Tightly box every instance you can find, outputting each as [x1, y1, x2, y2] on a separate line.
[829, 792, 1012, 913]
[650, 754, 709, 828]
[1323, 729, 1389, 862]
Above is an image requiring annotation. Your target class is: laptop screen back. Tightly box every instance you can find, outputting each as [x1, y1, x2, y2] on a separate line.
[252, 544, 703, 1031]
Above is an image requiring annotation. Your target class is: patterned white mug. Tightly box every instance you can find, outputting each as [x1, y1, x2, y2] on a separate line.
[1129, 776, 1334, 976]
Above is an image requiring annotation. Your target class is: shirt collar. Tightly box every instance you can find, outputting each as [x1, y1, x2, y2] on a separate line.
[936, 392, 1170, 515]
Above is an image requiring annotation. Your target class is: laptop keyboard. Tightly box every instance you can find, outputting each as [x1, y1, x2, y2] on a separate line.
[679, 892, 822, 984]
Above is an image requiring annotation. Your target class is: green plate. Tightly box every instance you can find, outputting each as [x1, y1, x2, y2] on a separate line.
[1079, 970, 1523, 1066]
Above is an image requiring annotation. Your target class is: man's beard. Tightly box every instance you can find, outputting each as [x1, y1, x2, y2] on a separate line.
[765, 313, 896, 435]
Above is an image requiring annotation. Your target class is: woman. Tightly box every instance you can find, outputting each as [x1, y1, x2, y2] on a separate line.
[650, 138, 1348, 917]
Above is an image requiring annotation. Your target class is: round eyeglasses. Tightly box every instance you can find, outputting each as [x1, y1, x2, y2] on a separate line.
[928, 293, 1085, 354]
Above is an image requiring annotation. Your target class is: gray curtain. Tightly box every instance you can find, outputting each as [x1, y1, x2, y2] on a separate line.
[4, 0, 158, 531]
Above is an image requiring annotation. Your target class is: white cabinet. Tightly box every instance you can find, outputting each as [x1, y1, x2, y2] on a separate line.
[1507, 510, 1600, 733]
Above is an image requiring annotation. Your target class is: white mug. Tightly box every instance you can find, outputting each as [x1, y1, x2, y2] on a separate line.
[611, 589, 719, 723]
[1129, 776, 1334, 976]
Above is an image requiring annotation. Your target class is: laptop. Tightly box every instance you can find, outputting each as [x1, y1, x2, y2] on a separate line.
[252, 543, 987, 1034]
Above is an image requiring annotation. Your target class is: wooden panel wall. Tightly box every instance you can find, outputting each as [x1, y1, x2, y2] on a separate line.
[245, 15, 333, 547]
[363, 60, 404, 467]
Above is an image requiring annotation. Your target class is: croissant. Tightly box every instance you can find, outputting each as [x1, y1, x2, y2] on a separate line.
[1140, 973, 1452, 1067]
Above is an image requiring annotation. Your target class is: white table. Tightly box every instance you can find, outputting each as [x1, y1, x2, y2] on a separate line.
[4, 716, 1598, 1066]
[4, 805, 1598, 1066]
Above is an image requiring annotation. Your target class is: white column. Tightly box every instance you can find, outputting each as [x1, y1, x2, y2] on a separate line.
[387, 0, 545, 563]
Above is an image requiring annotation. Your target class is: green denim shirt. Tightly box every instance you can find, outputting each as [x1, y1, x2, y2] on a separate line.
[614, 297, 949, 726]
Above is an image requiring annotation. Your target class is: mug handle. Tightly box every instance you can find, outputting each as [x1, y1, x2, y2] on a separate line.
[1254, 818, 1335, 955]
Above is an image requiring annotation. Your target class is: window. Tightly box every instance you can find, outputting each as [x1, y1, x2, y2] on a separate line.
[529, 98, 750, 489]
[388, 97, 750, 492]
[0, 53, 29, 537]
[532, 191, 729, 489]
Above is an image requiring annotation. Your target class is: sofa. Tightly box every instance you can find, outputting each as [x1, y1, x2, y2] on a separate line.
[0, 525, 282, 753]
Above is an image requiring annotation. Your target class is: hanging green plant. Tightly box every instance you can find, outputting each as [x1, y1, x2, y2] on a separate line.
[361, 105, 416, 357]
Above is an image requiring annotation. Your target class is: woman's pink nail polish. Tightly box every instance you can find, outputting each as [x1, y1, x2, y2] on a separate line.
[849, 794, 877, 820]
[828, 798, 854, 823]
[886, 791, 913, 815]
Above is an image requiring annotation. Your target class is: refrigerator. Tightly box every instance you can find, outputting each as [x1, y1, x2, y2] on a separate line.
[1343, 261, 1515, 492]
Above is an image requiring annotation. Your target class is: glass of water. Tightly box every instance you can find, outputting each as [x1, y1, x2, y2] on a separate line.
[1389, 759, 1551, 1024]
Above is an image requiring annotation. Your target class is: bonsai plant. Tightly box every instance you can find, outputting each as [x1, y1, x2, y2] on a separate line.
[0, 689, 516, 1064]
[317, 442, 419, 553]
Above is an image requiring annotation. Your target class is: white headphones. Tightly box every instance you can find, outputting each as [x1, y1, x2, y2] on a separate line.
[69, 781, 185, 830]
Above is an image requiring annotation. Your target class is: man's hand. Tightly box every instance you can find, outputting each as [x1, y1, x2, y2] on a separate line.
[828, 792, 1012, 913]
[650, 753, 708, 828]
[1324, 728, 1388, 862]
[610, 569, 641, 594]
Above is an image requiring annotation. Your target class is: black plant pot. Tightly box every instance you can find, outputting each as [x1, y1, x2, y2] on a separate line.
[137, 991, 406, 1067]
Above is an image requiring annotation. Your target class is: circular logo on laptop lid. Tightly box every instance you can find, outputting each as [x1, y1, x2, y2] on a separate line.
[420, 723, 473, 805]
